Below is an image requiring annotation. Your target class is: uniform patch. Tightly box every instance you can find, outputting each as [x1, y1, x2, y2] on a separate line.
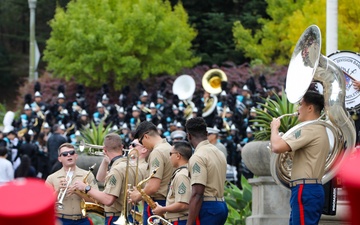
[109, 175, 117, 186]
[151, 158, 160, 168]
[294, 129, 301, 139]
[178, 182, 186, 194]
[192, 163, 201, 174]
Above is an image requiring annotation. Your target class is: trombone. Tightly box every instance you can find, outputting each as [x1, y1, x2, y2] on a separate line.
[113, 148, 142, 225]
[57, 168, 73, 210]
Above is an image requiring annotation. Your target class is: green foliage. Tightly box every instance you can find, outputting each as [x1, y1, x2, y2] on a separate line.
[80, 121, 114, 155]
[43, 0, 200, 90]
[252, 91, 299, 141]
[225, 177, 252, 225]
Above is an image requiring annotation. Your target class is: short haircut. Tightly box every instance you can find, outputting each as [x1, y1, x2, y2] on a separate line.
[58, 143, 75, 155]
[133, 121, 158, 139]
[104, 133, 122, 152]
[185, 117, 207, 138]
[0, 146, 8, 156]
[173, 141, 192, 161]
[302, 90, 324, 114]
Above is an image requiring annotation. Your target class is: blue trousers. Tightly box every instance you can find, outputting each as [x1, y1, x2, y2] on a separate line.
[58, 217, 92, 225]
[105, 216, 119, 225]
[143, 200, 166, 225]
[195, 201, 228, 225]
[290, 184, 324, 225]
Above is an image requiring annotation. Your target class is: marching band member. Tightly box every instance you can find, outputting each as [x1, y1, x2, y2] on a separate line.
[152, 141, 192, 225]
[46, 143, 98, 225]
[73, 133, 137, 225]
[185, 117, 228, 225]
[129, 121, 173, 225]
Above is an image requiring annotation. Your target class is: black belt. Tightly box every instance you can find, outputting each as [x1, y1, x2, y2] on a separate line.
[57, 214, 85, 220]
[289, 178, 322, 187]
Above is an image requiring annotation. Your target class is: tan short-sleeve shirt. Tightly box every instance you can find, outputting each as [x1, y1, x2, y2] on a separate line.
[165, 165, 190, 219]
[46, 166, 98, 215]
[282, 123, 330, 180]
[189, 140, 227, 197]
[147, 139, 173, 199]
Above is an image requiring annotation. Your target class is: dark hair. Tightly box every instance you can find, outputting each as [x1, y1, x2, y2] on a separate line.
[173, 141, 192, 161]
[52, 124, 60, 133]
[302, 91, 324, 114]
[0, 146, 8, 156]
[185, 117, 207, 138]
[15, 155, 32, 178]
[24, 133, 31, 143]
[104, 133, 122, 152]
[133, 121, 158, 139]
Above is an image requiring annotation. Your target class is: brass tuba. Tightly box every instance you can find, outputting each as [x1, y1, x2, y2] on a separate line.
[172, 75, 196, 120]
[201, 69, 227, 118]
[113, 148, 143, 225]
[270, 25, 356, 188]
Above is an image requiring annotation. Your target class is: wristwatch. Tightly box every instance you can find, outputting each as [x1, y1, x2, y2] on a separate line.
[85, 185, 91, 194]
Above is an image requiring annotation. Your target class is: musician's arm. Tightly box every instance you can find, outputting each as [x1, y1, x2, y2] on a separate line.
[270, 118, 291, 153]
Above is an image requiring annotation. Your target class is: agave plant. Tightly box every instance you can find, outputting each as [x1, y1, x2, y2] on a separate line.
[252, 90, 299, 141]
[80, 120, 114, 155]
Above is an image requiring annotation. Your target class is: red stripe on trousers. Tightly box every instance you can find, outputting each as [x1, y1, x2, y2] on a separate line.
[297, 184, 305, 225]
[88, 217, 94, 225]
[107, 216, 113, 225]
[196, 216, 200, 225]
[147, 205, 152, 222]
[174, 221, 179, 225]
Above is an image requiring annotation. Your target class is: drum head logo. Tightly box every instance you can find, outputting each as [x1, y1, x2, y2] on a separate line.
[329, 52, 360, 110]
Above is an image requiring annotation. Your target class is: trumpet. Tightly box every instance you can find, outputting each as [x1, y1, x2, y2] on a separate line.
[277, 112, 298, 119]
[79, 141, 104, 155]
[147, 215, 172, 225]
[57, 168, 73, 210]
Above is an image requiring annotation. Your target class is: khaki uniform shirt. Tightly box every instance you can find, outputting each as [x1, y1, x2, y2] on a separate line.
[46, 166, 98, 215]
[283, 123, 330, 180]
[189, 140, 227, 197]
[147, 139, 173, 199]
[165, 165, 190, 220]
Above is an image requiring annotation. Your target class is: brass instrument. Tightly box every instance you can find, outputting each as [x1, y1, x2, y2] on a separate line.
[136, 168, 162, 216]
[56, 168, 73, 210]
[269, 25, 356, 188]
[277, 112, 298, 120]
[17, 128, 28, 138]
[201, 69, 227, 117]
[114, 148, 143, 225]
[79, 141, 104, 155]
[79, 163, 105, 217]
[147, 215, 172, 225]
[172, 75, 196, 120]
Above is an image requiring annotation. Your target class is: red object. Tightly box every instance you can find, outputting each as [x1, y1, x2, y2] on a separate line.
[337, 150, 360, 225]
[0, 178, 56, 225]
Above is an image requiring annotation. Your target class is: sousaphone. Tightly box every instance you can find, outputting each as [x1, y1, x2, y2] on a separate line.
[270, 25, 356, 188]
[202, 69, 227, 117]
[172, 75, 196, 120]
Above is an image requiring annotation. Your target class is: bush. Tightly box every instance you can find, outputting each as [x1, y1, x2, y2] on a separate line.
[225, 177, 252, 225]
[80, 120, 114, 155]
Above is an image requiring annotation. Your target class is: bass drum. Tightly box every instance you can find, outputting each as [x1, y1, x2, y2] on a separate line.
[328, 51, 360, 111]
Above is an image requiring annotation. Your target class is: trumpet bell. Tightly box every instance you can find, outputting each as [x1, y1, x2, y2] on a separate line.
[202, 69, 227, 94]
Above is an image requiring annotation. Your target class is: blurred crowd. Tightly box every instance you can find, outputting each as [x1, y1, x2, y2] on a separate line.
[0, 79, 281, 187]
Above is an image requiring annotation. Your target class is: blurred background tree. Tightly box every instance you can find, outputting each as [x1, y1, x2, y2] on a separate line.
[43, 0, 200, 90]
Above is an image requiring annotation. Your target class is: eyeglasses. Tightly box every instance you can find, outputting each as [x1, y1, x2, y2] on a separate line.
[59, 150, 76, 157]
[139, 132, 149, 145]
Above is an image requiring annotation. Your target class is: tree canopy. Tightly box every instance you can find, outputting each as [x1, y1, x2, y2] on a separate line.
[43, 0, 200, 90]
[233, 0, 360, 65]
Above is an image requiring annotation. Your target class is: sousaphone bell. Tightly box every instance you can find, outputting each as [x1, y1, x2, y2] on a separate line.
[172, 75, 196, 120]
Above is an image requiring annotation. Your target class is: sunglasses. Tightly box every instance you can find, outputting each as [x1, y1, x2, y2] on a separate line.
[139, 132, 149, 145]
[59, 150, 76, 157]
